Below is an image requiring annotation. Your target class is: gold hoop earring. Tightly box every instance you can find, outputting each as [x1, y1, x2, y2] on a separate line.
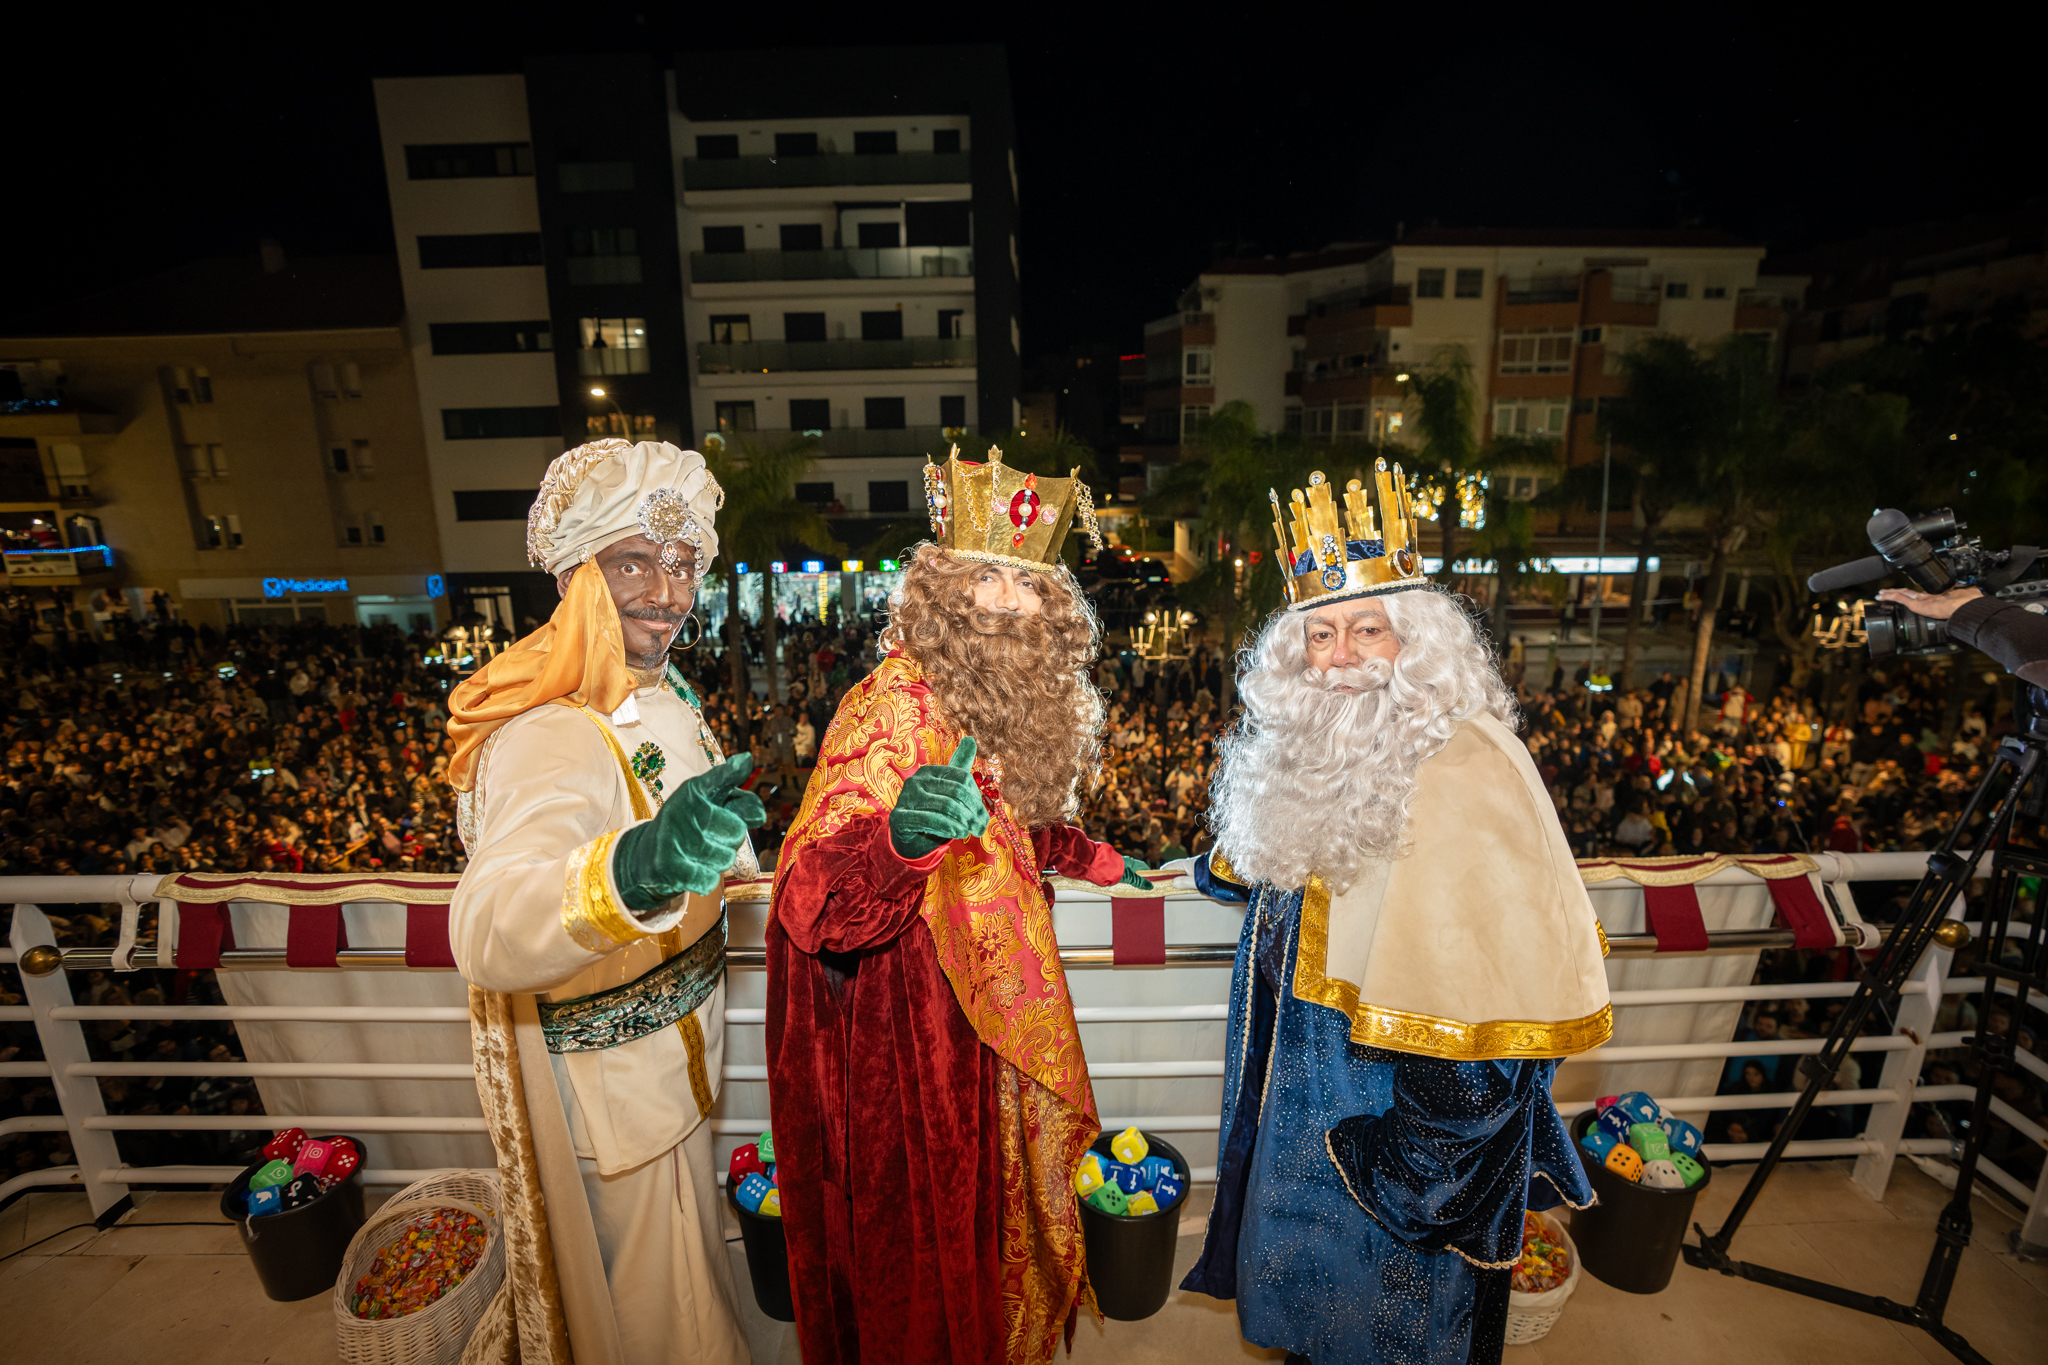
[677, 612, 702, 650]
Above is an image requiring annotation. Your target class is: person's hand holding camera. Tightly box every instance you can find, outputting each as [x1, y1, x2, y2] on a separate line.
[1876, 586, 1982, 621]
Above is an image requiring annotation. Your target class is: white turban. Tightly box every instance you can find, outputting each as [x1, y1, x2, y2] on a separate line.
[525, 438, 723, 579]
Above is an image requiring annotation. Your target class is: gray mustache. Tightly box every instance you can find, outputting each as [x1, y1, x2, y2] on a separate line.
[621, 607, 687, 624]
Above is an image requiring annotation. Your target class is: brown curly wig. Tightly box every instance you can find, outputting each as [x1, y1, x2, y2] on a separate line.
[881, 544, 1106, 829]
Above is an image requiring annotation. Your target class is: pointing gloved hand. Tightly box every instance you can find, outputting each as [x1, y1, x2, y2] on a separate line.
[613, 753, 766, 912]
[889, 736, 991, 861]
[1116, 855, 1153, 891]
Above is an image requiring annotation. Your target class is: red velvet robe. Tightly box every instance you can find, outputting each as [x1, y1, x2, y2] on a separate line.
[768, 655, 1125, 1365]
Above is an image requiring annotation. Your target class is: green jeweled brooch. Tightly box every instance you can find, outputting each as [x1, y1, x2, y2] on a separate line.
[630, 740, 667, 797]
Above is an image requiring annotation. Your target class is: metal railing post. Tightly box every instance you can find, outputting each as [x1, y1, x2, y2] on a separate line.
[1852, 918, 1952, 1202]
[10, 905, 128, 1218]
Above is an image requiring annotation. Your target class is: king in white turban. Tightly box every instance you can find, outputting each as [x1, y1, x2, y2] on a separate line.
[446, 438, 760, 1365]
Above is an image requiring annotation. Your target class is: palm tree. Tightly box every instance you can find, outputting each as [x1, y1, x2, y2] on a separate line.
[1466, 434, 1562, 655]
[1405, 346, 1481, 583]
[702, 433, 843, 703]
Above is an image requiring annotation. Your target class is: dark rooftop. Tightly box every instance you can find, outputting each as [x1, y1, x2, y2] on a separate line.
[1396, 227, 1759, 249]
[0, 252, 405, 338]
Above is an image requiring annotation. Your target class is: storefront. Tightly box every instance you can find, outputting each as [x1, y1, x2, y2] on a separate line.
[176, 572, 447, 632]
[701, 559, 905, 636]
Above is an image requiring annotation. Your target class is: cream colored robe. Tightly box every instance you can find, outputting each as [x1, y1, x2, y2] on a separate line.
[453, 678, 752, 1365]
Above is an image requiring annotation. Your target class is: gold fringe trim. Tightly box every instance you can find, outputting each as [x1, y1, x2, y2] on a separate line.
[1293, 874, 1613, 1060]
[679, 1010, 716, 1118]
[1577, 852, 1819, 886]
[561, 829, 643, 954]
[151, 873, 457, 905]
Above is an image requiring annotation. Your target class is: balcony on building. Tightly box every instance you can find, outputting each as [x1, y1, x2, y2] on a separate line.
[1500, 273, 1583, 327]
[1582, 270, 1662, 327]
[1, 543, 115, 587]
[682, 150, 972, 192]
[1302, 283, 1413, 332]
[702, 424, 974, 459]
[690, 245, 973, 284]
[696, 336, 976, 374]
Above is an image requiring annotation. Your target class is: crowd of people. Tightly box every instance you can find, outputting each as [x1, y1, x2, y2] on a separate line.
[2, 583, 2041, 1204]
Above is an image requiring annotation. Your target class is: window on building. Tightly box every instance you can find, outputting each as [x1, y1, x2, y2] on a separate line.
[352, 439, 375, 476]
[702, 225, 746, 254]
[775, 132, 819, 158]
[1454, 268, 1484, 299]
[785, 312, 828, 343]
[1337, 406, 1367, 434]
[1183, 348, 1213, 384]
[453, 489, 537, 521]
[789, 398, 830, 433]
[201, 514, 241, 549]
[870, 480, 910, 512]
[330, 445, 351, 474]
[405, 143, 533, 179]
[578, 317, 650, 375]
[1665, 280, 1690, 299]
[442, 407, 561, 440]
[418, 233, 544, 269]
[1283, 407, 1303, 433]
[344, 521, 363, 545]
[861, 311, 904, 342]
[939, 394, 966, 430]
[1493, 400, 1571, 437]
[226, 513, 244, 547]
[780, 223, 823, 252]
[853, 130, 898, 155]
[905, 201, 972, 247]
[429, 320, 553, 354]
[932, 129, 962, 154]
[708, 314, 751, 344]
[206, 444, 229, 478]
[714, 401, 756, 434]
[1145, 408, 1179, 442]
[169, 365, 214, 404]
[1302, 407, 1334, 437]
[365, 511, 386, 546]
[310, 363, 339, 398]
[864, 397, 907, 429]
[937, 309, 965, 339]
[338, 363, 361, 398]
[1182, 405, 1211, 438]
[1499, 329, 1575, 375]
[857, 221, 902, 249]
[794, 481, 834, 507]
[1416, 268, 1446, 299]
[695, 134, 739, 160]
[558, 159, 634, 193]
[1580, 326, 1603, 345]
[1703, 284, 1728, 299]
[193, 369, 213, 402]
[567, 227, 641, 284]
[587, 411, 657, 438]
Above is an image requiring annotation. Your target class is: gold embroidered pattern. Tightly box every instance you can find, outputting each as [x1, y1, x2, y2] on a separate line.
[1208, 847, 1241, 885]
[1292, 874, 1613, 1060]
[678, 1011, 716, 1117]
[568, 706, 655, 822]
[560, 829, 643, 954]
[1576, 851, 1819, 885]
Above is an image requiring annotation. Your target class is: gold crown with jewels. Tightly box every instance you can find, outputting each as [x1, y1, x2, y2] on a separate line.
[1273, 459, 1429, 610]
[921, 444, 1102, 570]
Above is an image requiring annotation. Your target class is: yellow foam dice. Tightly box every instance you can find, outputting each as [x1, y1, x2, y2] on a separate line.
[1604, 1143, 1644, 1182]
[1124, 1191, 1160, 1216]
[758, 1187, 782, 1217]
[1109, 1126, 1149, 1165]
[1072, 1153, 1104, 1197]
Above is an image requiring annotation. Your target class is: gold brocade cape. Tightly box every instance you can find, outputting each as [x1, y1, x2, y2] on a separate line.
[774, 653, 1100, 1365]
[1222, 713, 1612, 1061]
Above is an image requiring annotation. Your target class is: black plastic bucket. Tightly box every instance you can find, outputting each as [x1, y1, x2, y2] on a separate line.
[220, 1133, 368, 1302]
[728, 1179, 796, 1322]
[1566, 1109, 1712, 1294]
[1076, 1132, 1190, 1321]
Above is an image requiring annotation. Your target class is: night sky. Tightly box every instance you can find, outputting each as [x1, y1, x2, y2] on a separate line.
[7, 6, 2040, 361]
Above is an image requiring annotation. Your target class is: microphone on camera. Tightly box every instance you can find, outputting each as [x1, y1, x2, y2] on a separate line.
[1805, 555, 1889, 595]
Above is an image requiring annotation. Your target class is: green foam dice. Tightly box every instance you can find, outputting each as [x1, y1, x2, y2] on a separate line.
[1086, 1181, 1128, 1215]
[757, 1131, 774, 1164]
[1670, 1152, 1706, 1187]
[1629, 1122, 1672, 1160]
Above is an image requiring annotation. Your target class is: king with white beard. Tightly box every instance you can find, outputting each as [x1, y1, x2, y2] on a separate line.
[1179, 468, 1611, 1365]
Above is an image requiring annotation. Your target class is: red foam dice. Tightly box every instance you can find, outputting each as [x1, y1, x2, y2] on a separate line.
[321, 1143, 361, 1184]
[263, 1127, 308, 1162]
[728, 1143, 767, 1186]
[293, 1138, 334, 1179]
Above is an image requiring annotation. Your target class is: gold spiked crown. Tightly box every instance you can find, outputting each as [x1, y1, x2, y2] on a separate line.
[922, 444, 1103, 570]
[1272, 459, 1430, 610]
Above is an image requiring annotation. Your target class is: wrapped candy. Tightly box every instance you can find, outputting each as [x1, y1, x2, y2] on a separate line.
[349, 1208, 489, 1320]
[1511, 1211, 1572, 1294]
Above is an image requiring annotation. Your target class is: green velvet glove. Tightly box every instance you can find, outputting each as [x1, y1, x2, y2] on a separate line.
[613, 753, 766, 912]
[889, 736, 991, 861]
[1117, 855, 1152, 891]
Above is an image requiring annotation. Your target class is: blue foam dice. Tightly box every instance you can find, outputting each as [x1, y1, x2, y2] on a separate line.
[246, 1185, 283, 1218]
[1595, 1107, 1635, 1145]
[1579, 1129, 1619, 1162]
[1109, 1161, 1145, 1196]
[766, 1162, 777, 1186]
[1152, 1172, 1186, 1209]
[1138, 1156, 1173, 1190]
[1661, 1117, 1704, 1159]
[735, 1172, 774, 1214]
[1612, 1091, 1661, 1124]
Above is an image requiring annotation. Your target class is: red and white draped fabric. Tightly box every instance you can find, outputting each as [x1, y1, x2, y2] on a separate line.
[152, 871, 492, 1176]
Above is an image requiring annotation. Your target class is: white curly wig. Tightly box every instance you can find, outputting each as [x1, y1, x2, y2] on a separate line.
[1208, 587, 1515, 894]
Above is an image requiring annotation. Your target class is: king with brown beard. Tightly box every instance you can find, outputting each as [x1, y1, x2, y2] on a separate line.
[767, 448, 1149, 1365]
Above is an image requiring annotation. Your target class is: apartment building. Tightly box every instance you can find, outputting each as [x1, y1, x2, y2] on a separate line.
[0, 252, 445, 633]
[374, 47, 1019, 623]
[1140, 230, 1795, 478]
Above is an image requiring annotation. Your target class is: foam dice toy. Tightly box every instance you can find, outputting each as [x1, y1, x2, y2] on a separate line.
[758, 1188, 782, 1217]
[262, 1127, 308, 1163]
[293, 1138, 335, 1179]
[1640, 1158, 1686, 1189]
[766, 1163, 777, 1186]
[729, 1143, 767, 1186]
[249, 1159, 293, 1192]
[1109, 1161, 1146, 1196]
[282, 1173, 323, 1209]
[1661, 1118, 1704, 1159]
[1629, 1123, 1672, 1161]
[1612, 1091, 1661, 1124]
[1125, 1191, 1160, 1217]
[757, 1131, 775, 1164]
[246, 1185, 283, 1218]
[1138, 1156, 1174, 1190]
[1596, 1107, 1636, 1145]
[1604, 1144, 1644, 1182]
[735, 1172, 774, 1214]
[1670, 1153, 1706, 1187]
[1073, 1153, 1105, 1198]
[1594, 1095, 1620, 1114]
[321, 1141, 361, 1190]
[1579, 1130, 1619, 1163]
[1110, 1126, 1149, 1165]
[1153, 1172, 1186, 1210]
[1086, 1182, 1128, 1215]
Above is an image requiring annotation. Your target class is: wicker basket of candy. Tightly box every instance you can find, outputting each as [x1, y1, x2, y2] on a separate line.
[1503, 1209, 1581, 1345]
[332, 1170, 506, 1365]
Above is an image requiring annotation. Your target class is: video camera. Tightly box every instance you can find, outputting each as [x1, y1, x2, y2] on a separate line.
[1807, 509, 2045, 658]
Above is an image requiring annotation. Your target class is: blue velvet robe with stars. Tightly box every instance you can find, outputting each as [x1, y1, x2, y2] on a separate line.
[1181, 855, 1595, 1365]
